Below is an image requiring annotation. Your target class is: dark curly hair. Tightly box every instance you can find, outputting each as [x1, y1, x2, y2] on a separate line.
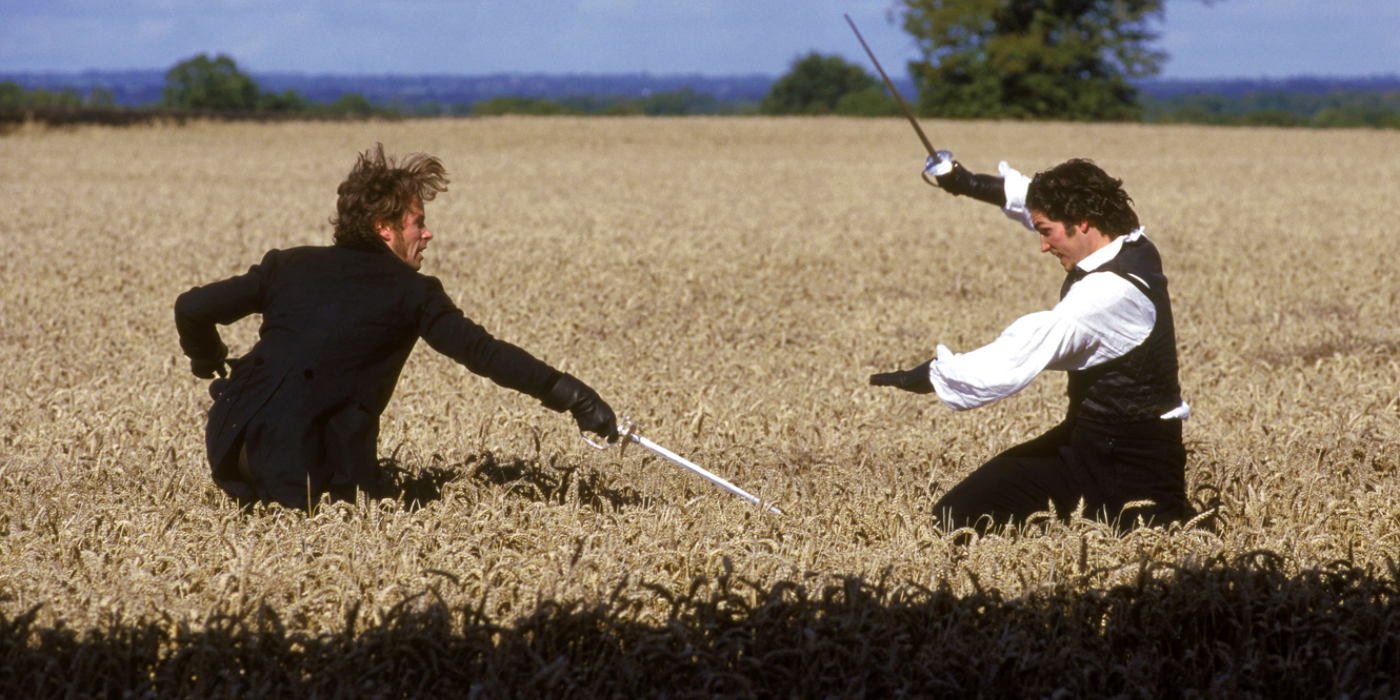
[331, 143, 449, 247]
[1025, 159, 1139, 238]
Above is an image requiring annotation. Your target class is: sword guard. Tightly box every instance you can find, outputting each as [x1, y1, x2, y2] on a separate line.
[618, 418, 636, 457]
[580, 417, 638, 456]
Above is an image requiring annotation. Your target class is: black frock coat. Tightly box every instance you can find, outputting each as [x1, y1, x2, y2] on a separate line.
[174, 240, 560, 507]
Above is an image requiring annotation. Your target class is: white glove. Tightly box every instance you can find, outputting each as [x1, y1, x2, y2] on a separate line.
[924, 150, 955, 177]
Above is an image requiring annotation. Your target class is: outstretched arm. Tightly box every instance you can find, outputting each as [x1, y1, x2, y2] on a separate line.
[870, 311, 1087, 411]
[870, 272, 1156, 411]
[418, 279, 618, 442]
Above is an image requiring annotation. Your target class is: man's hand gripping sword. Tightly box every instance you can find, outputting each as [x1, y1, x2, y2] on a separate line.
[582, 419, 783, 515]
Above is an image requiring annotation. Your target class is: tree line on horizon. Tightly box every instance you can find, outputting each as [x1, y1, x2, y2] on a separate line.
[4, 0, 1400, 129]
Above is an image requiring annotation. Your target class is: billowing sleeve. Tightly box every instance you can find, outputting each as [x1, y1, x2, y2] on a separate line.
[999, 162, 1036, 231]
[416, 276, 560, 398]
[174, 249, 277, 362]
[927, 310, 1097, 411]
[926, 273, 1156, 411]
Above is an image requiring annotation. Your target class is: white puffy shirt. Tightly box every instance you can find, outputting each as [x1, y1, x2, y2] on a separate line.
[926, 163, 1190, 419]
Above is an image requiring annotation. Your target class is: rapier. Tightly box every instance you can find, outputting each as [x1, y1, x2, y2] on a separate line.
[845, 14, 939, 161]
[584, 419, 783, 515]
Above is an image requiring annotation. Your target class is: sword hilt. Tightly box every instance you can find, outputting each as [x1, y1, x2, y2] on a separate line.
[580, 417, 637, 457]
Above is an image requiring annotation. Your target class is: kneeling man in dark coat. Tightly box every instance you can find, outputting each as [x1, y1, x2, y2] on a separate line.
[175, 144, 618, 508]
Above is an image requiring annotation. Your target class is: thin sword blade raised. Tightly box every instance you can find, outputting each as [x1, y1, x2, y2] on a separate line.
[844, 14, 939, 158]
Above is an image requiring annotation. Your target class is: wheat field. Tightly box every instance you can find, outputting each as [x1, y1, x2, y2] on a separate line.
[1, 117, 1398, 697]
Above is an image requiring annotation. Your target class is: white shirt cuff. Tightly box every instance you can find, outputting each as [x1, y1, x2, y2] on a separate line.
[999, 161, 1035, 231]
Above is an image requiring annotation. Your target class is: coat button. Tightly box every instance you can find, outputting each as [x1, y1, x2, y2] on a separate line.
[304, 369, 315, 379]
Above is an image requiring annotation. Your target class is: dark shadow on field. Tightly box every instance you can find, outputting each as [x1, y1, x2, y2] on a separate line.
[5, 553, 1397, 699]
[467, 450, 648, 513]
[223, 451, 651, 517]
[234, 457, 465, 512]
[374, 456, 463, 510]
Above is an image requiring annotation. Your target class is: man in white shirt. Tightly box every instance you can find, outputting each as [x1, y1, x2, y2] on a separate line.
[870, 156, 1196, 533]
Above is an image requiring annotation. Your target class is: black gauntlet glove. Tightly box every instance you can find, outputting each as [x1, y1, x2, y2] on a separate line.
[542, 373, 620, 443]
[189, 342, 229, 379]
[869, 360, 935, 395]
[925, 151, 1007, 207]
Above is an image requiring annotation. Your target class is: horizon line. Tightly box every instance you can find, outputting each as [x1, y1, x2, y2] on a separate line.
[3, 68, 1400, 83]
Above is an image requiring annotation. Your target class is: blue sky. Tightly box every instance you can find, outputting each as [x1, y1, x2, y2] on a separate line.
[2, 0, 1396, 79]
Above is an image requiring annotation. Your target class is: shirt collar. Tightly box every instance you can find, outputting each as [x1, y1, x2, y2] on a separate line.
[1076, 227, 1145, 273]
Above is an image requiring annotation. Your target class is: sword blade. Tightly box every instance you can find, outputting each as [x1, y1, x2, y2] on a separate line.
[627, 433, 783, 515]
[844, 14, 938, 158]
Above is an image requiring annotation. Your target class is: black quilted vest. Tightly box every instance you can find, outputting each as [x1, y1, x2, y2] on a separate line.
[1060, 236, 1182, 423]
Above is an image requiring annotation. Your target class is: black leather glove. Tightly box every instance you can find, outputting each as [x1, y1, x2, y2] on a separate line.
[869, 360, 935, 394]
[542, 373, 619, 443]
[190, 342, 229, 379]
[926, 151, 1007, 207]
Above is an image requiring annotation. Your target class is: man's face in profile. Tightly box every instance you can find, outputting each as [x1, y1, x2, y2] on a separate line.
[381, 200, 432, 270]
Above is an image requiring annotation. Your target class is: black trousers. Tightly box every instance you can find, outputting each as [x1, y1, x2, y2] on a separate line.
[932, 418, 1194, 532]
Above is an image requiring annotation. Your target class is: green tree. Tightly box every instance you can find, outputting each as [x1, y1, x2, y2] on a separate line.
[324, 93, 378, 117]
[899, 0, 1171, 121]
[84, 86, 116, 109]
[0, 82, 83, 108]
[639, 88, 719, 116]
[1141, 89, 1400, 130]
[257, 89, 309, 113]
[761, 52, 886, 115]
[29, 87, 83, 108]
[834, 87, 900, 117]
[162, 54, 259, 111]
[471, 97, 576, 116]
[412, 100, 445, 117]
[0, 82, 26, 106]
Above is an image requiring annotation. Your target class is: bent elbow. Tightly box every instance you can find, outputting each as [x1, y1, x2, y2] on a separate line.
[173, 289, 197, 321]
[174, 286, 215, 326]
